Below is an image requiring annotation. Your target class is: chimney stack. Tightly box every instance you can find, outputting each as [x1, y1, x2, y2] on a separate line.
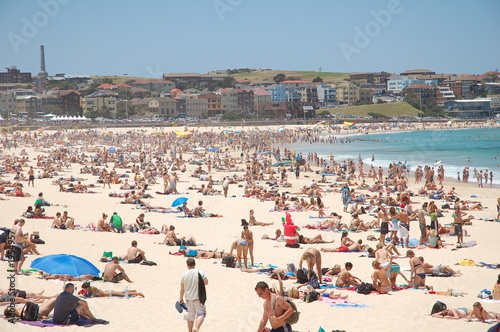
[38, 45, 48, 78]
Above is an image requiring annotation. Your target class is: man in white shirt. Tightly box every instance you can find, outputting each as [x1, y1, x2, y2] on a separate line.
[179, 258, 208, 332]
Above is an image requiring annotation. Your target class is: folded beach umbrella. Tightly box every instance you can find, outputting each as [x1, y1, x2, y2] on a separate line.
[171, 197, 188, 207]
[31, 254, 100, 277]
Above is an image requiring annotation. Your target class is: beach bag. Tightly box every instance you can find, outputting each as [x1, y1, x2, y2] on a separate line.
[357, 282, 373, 295]
[308, 271, 320, 289]
[222, 256, 236, 268]
[431, 301, 447, 315]
[21, 302, 39, 321]
[198, 272, 207, 305]
[273, 296, 300, 325]
[297, 268, 309, 284]
[478, 289, 492, 299]
[185, 250, 198, 257]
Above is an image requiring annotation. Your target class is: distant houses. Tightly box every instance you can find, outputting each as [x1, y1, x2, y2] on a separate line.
[0, 66, 499, 119]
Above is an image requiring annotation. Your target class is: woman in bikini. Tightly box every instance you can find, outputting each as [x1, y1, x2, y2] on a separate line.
[407, 250, 432, 290]
[298, 247, 322, 281]
[81, 282, 144, 298]
[241, 225, 254, 267]
[468, 302, 500, 322]
[431, 307, 469, 319]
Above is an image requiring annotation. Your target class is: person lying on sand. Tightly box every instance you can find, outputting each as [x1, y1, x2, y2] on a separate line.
[3, 297, 56, 319]
[81, 282, 144, 298]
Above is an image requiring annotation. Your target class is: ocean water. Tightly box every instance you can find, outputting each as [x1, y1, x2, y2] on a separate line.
[287, 128, 500, 181]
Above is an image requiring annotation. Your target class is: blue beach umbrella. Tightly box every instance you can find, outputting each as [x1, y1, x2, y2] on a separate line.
[31, 254, 100, 277]
[171, 197, 188, 207]
[208, 147, 220, 152]
[108, 146, 117, 153]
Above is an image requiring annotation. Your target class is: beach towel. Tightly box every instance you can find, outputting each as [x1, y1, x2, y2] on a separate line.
[330, 303, 373, 308]
[20, 318, 103, 327]
[477, 262, 500, 269]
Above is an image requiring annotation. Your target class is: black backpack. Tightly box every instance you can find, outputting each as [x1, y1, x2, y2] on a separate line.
[222, 256, 236, 268]
[21, 302, 39, 321]
[431, 301, 447, 315]
[357, 282, 373, 295]
[198, 272, 207, 305]
[308, 271, 320, 289]
[296, 268, 309, 284]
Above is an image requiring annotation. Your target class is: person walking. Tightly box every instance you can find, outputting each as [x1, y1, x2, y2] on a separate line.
[179, 258, 208, 332]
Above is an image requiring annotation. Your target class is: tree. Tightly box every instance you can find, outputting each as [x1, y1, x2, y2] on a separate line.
[287, 76, 302, 81]
[125, 79, 136, 85]
[99, 105, 112, 119]
[102, 78, 114, 84]
[221, 112, 241, 121]
[273, 73, 286, 84]
[318, 110, 330, 116]
[404, 90, 420, 110]
[312, 77, 323, 83]
[376, 98, 385, 104]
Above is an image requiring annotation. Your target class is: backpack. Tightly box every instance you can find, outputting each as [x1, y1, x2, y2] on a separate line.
[273, 295, 300, 325]
[431, 301, 447, 315]
[296, 268, 309, 284]
[21, 302, 39, 321]
[357, 282, 373, 295]
[222, 256, 236, 268]
[308, 271, 320, 289]
[198, 271, 207, 305]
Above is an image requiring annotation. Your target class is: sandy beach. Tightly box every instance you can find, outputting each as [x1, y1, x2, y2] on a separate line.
[1, 122, 499, 332]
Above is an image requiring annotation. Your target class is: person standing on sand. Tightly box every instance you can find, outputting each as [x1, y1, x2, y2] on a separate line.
[418, 202, 428, 247]
[222, 177, 229, 198]
[27, 166, 35, 187]
[477, 170, 483, 188]
[11, 218, 26, 275]
[255, 281, 294, 332]
[180, 258, 208, 332]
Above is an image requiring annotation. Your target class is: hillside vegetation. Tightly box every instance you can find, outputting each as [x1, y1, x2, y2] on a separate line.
[229, 70, 350, 83]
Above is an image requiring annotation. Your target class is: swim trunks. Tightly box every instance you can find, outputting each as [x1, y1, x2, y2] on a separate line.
[271, 324, 293, 332]
[238, 240, 248, 246]
[380, 222, 389, 235]
[337, 246, 349, 252]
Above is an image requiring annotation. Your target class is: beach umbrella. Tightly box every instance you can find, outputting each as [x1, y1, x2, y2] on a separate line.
[31, 254, 100, 277]
[208, 147, 220, 152]
[189, 161, 202, 165]
[108, 147, 117, 153]
[277, 128, 285, 133]
[171, 197, 188, 207]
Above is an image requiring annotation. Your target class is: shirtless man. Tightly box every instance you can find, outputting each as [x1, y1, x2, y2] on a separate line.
[27, 166, 35, 187]
[125, 240, 146, 263]
[11, 219, 26, 274]
[52, 212, 65, 229]
[372, 260, 392, 294]
[102, 257, 132, 283]
[255, 281, 294, 332]
[336, 262, 361, 287]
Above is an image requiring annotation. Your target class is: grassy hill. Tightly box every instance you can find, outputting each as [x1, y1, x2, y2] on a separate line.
[229, 70, 350, 83]
[322, 102, 423, 117]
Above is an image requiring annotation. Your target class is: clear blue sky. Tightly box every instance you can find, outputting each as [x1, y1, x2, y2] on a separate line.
[1, 0, 499, 78]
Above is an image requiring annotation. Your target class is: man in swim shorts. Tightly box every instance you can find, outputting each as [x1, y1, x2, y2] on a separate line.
[255, 281, 294, 332]
[102, 257, 132, 283]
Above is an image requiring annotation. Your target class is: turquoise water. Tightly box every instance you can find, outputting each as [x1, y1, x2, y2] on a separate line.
[287, 128, 500, 181]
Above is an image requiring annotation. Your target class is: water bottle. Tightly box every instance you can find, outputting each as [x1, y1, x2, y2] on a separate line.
[124, 286, 129, 299]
